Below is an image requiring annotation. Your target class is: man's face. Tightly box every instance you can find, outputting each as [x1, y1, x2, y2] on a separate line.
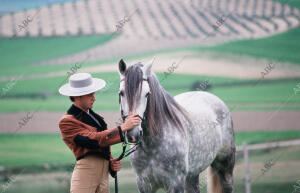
[75, 92, 96, 110]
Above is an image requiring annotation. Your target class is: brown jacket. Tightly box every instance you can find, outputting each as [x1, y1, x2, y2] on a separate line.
[59, 104, 124, 177]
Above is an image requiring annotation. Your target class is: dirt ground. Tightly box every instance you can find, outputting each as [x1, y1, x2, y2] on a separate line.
[0, 110, 299, 134]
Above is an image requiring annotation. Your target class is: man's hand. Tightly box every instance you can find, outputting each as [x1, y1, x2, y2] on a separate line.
[121, 113, 141, 132]
[110, 158, 122, 172]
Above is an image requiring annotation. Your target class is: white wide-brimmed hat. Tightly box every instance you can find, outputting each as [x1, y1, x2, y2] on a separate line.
[59, 73, 106, 96]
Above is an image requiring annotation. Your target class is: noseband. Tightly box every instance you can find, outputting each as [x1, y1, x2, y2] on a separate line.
[121, 114, 144, 123]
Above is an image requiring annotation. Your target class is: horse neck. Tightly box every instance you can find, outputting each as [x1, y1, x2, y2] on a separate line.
[141, 117, 177, 149]
[141, 118, 163, 147]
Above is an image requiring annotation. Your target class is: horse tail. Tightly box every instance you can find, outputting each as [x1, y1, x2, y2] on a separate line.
[207, 166, 222, 193]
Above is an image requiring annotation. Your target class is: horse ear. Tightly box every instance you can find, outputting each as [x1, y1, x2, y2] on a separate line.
[119, 59, 126, 76]
[142, 57, 155, 78]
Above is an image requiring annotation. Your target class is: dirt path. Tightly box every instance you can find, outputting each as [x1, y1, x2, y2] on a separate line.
[0, 110, 299, 134]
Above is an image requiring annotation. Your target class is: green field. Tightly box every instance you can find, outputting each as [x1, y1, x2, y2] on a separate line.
[0, 1, 300, 193]
[0, 132, 300, 193]
[1, 24, 300, 112]
[188, 26, 300, 65]
[185, 0, 300, 65]
[0, 130, 300, 167]
[1, 24, 299, 78]
[1, 0, 300, 112]
[1, 168, 299, 193]
[0, 72, 300, 112]
[0, 34, 117, 76]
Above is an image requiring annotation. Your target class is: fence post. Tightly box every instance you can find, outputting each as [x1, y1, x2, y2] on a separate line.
[243, 142, 251, 193]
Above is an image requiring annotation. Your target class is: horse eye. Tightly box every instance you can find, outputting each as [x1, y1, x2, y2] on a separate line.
[118, 91, 123, 104]
[145, 92, 150, 98]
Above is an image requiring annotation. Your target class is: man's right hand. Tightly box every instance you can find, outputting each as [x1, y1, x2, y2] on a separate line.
[120, 114, 141, 132]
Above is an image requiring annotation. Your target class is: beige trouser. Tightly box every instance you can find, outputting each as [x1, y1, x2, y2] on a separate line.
[70, 155, 110, 193]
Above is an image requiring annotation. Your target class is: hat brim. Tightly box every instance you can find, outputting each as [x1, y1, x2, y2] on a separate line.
[59, 78, 106, 96]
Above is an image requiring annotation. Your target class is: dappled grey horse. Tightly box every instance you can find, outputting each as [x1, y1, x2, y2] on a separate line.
[118, 58, 235, 193]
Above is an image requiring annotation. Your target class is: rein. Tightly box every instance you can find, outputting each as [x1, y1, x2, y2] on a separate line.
[118, 140, 141, 160]
[114, 134, 141, 193]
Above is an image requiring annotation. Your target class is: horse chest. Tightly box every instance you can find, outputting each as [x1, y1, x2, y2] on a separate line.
[131, 153, 186, 187]
[131, 140, 187, 180]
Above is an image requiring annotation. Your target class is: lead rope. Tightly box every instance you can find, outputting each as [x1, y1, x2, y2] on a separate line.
[115, 141, 140, 193]
[114, 143, 126, 193]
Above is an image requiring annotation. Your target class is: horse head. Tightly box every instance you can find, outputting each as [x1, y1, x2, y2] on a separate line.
[118, 57, 155, 143]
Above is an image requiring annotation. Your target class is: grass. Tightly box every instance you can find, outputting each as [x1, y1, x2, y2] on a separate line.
[187, 26, 300, 65]
[0, 0, 298, 80]
[1, 1, 300, 192]
[241, 145, 300, 163]
[0, 0, 299, 113]
[235, 130, 300, 146]
[1, 178, 298, 193]
[274, 0, 300, 9]
[0, 34, 117, 76]
[1, 7, 300, 79]
[184, 0, 300, 66]
[183, 0, 300, 66]
[1, 146, 299, 193]
[0, 130, 300, 167]
[2, 25, 299, 78]
[0, 72, 299, 112]
[0, 133, 129, 167]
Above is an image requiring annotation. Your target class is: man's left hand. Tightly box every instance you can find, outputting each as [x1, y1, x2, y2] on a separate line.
[110, 158, 122, 172]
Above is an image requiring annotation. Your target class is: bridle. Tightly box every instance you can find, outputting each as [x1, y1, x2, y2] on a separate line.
[114, 77, 150, 193]
[116, 77, 150, 157]
[119, 77, 150, 143]
[116, 76, 150, 157]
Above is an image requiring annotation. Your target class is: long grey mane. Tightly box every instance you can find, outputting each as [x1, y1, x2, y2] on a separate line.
[124, 63, 193, 136]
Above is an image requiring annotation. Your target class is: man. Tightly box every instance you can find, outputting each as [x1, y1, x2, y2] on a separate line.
[58, 72, 140, 193]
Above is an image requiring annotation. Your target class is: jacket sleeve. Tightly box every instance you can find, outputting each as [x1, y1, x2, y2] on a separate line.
[59, 117, 124, 148]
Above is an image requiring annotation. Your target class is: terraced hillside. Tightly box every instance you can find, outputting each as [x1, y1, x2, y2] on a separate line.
[0, 0, 299, 64]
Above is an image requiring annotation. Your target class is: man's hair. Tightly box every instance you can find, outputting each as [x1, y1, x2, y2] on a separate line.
[69, 96, 75, 102]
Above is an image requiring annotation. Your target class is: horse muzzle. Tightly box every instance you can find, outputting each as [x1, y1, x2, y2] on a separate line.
[126, 126, 143, 143]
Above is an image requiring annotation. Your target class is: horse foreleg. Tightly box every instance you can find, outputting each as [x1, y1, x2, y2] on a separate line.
[164, 177, 185, 193]
[185, 175, 201, 193]
[137, 177, 157, 193]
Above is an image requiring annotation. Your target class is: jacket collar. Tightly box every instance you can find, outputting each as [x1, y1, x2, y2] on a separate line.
[67, 104, 107, 131]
